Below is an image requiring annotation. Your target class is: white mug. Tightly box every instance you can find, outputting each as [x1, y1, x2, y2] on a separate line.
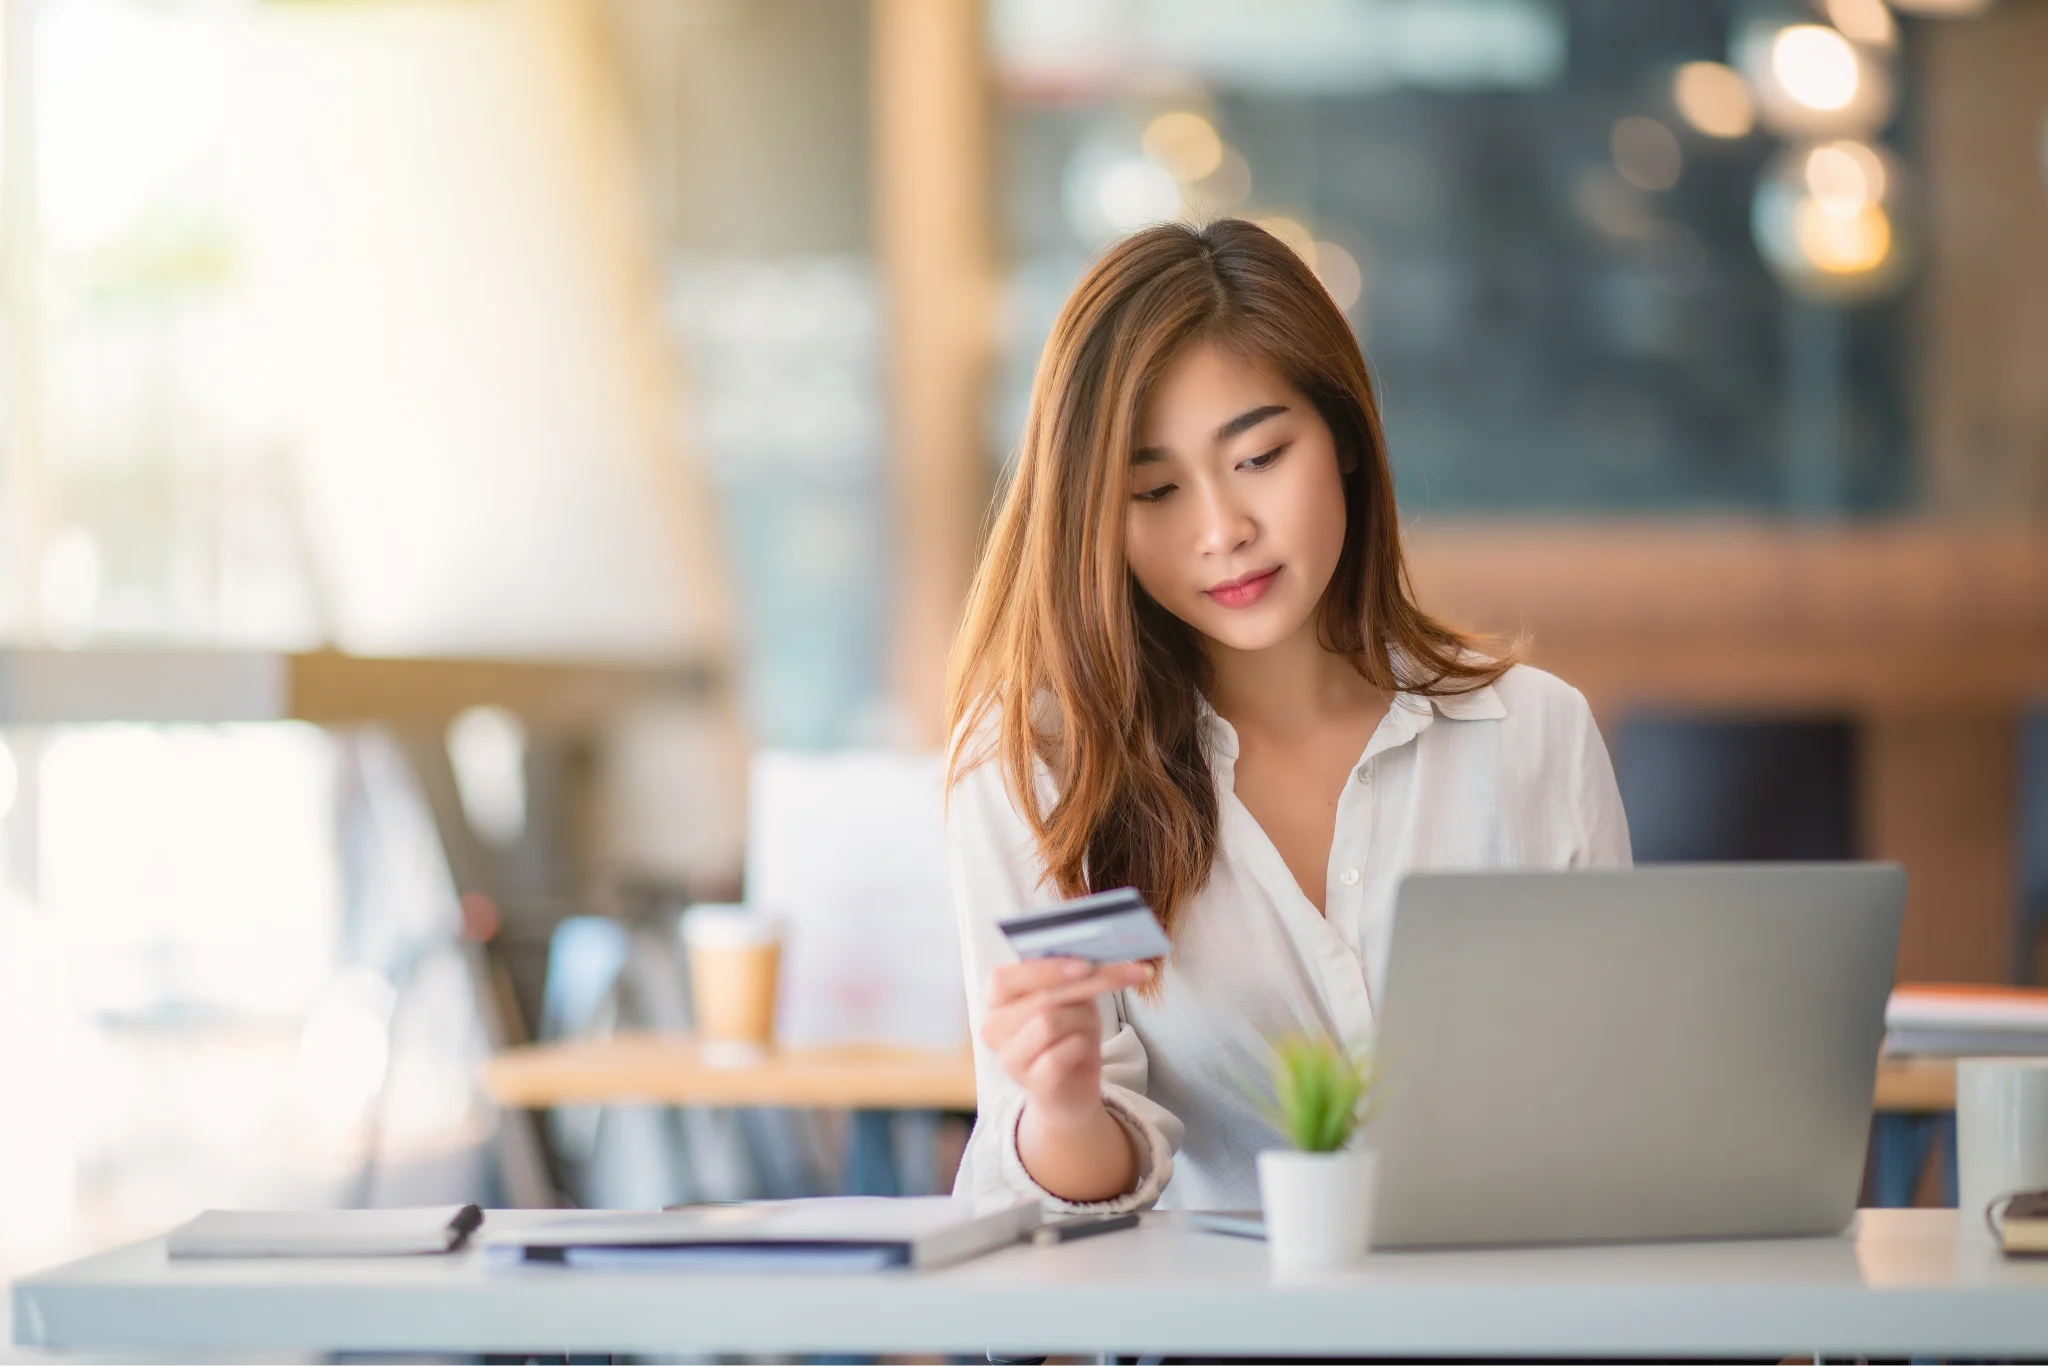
[1956, 1057, 2048, 1234]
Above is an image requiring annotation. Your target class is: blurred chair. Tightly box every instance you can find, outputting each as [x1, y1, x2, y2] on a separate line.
[540, 917, 633, 1039]
[538, 913, 831, 1208]
[747, 749, 972, 1196]
[538, 916, 631, 1184]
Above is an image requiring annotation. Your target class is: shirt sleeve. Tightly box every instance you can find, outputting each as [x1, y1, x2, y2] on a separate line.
[1567, 692, 1634, 869]
[945, 744, 1181, 1214]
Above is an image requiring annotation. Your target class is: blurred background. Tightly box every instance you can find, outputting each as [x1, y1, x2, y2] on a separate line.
[0, 0, 2044, 1337]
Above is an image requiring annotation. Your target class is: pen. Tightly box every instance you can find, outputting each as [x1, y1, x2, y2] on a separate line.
[1031, 1212, 1140, 1246]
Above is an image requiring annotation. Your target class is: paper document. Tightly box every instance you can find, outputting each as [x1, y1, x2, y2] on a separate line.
[748, 750, 966, 1049]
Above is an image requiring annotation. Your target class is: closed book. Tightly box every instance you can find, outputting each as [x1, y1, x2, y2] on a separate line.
[167, 1205, 483, 1258]
[1885, 1028, 2048, 1057]
[482, 1196, 1039, 1273]
[1887, 984, 2048, 1036]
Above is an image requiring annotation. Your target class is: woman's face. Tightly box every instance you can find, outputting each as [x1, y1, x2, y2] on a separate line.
[1125, 340, 1350, 655]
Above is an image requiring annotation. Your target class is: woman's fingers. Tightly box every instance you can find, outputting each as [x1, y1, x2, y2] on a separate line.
[995, 1002, 1101, 1082]
[989, 958, 1091, 1005]
[990, 959, 1146, 1009]
[1024, 1032, 1095, 1092]
[981, 980, 1119, 1052]
[980, 958, 1149, 1089]
[993, 1000, 1098, 1069]
[1002, 1000, 1100, 1061]
[989, 958, 1148, 1007]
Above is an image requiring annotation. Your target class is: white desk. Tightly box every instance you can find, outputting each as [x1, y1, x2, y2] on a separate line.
[13, 1210, 2048, 1359]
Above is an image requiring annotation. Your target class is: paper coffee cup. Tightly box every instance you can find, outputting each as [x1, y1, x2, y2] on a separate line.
[1957, 1057, 2048, 1236]
[682, 904, 782, 1066]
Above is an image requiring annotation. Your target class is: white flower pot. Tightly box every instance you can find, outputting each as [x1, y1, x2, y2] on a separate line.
[1257, 1148, 1377, 1272]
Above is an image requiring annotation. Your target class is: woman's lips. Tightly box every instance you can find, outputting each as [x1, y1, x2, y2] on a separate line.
[1203, 567, 1280, 609]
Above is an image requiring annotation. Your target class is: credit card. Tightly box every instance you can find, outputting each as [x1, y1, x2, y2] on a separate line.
[997, 887, 1171, 964]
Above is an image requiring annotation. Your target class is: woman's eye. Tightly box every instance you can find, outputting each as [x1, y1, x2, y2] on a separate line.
[1240, 443, 1288, 471]
[1132, 484, 1176, 503]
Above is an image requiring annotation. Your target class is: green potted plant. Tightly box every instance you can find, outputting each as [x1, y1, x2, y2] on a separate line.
[1252, 1033, 1386, 1271]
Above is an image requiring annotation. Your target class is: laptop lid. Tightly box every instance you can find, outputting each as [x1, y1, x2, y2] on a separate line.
[1367, 864, 1903, 1249]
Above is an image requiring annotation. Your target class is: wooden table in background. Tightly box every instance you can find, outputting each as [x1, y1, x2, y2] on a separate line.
[484, 1035, 1951, 1115]
[486, 1036, 978, 1111]
[1872, 1055, 1958, 1113]
[484, 1040, 1959, 1205]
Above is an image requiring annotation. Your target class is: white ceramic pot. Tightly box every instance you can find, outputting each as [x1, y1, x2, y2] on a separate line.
[1257, 1147, 1377, 1272]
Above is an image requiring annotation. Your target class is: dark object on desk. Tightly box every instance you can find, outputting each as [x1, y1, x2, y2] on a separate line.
[1189, 1210, 1266, 1240]
[1031, 1211, 1138, 1246]
[1987, 1189, 2048, 1254]
[167, 1204, 483, 1258]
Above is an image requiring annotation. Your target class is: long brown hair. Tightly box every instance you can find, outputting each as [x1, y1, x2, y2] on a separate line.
[946, 218, 1512, 940]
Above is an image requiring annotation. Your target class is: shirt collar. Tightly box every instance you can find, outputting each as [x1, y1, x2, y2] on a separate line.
[1195, 669, 1507, 773]
[1426, 682, 1508, 721]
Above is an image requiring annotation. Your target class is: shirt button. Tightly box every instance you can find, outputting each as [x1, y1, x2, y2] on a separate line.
[1340, 867, 1361, 887]
[1356, 767, 1373, 785]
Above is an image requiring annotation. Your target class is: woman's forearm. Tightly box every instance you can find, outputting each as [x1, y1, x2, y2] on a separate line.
[1017, 1099, 1140, 1203]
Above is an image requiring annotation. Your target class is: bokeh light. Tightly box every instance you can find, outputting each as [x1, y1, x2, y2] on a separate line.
[1792, 198, 1893, 274]
[1186, 146, 1253, 214]
[1804, 140, 1888, 211]
[1752, 138, 1909, 300]
[1312, 240, 1364, 312]
[1254, 215, 1317, 263]
[1142, 110, 1224, 183]
[1673, 61, 1756, 139]
[1099, 159, 1182, 230]
[1735, 11, 1896, 138]
[1825, 0, 1898, 47]
[1063, 129, 1188, 241]
[1771, 25, 1860, 112]
[1612, 116, 1683, 191]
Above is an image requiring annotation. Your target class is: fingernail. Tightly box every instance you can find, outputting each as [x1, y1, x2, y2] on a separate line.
[1063, 960, 1090, 979]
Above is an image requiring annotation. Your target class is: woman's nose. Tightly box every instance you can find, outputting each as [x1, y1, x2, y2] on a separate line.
[1193, 481, 1255, 555]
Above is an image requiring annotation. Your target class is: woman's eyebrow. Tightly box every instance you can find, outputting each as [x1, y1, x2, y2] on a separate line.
[1131, 403, 1291, 465]
[1213, 403, 1289, 443]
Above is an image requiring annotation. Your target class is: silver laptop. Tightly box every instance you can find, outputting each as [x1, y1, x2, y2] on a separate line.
[1366, 863, 1903, 1249]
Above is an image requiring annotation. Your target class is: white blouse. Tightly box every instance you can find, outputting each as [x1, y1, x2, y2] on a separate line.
[946, 663, 1633, 1213]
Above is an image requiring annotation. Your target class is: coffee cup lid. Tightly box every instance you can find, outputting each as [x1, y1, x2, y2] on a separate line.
[682, 903, 781, 947]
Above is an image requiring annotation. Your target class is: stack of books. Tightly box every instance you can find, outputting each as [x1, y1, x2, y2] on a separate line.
[1884, 984, 2048, 1057]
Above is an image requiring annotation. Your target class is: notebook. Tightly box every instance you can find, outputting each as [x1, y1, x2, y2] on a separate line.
[482, 1196, 1038, 1272]
[1886, 984, 2048, 1056]
[167, 1205, 483, 1258]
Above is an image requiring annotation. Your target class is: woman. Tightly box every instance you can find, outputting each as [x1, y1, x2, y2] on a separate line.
[946, 218, 1630, 1213]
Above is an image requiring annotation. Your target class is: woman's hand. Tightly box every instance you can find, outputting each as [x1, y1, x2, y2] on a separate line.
[982, 957, 1149, 1201]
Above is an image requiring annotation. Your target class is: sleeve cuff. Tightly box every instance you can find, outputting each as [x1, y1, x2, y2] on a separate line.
[995, 1091, 1173, 1214]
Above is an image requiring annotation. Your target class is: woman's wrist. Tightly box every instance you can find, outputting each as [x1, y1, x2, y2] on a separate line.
[1027, 1093, 1113, 1136]
[1017, 1096, 1141, 1202]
